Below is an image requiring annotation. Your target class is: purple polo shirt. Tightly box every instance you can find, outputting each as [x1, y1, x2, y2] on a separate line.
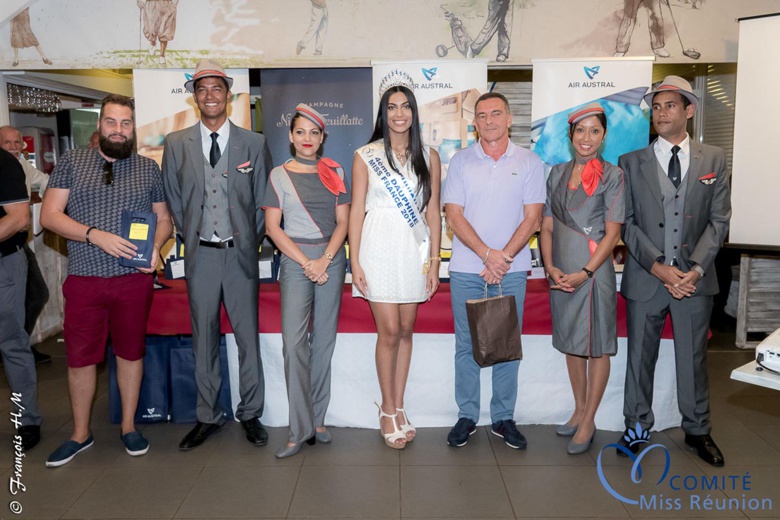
[442, 140, 546, 274]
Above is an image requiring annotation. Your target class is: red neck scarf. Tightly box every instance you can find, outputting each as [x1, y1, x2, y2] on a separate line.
[318, 157, 346, 196]
[580, 158, 604, 197]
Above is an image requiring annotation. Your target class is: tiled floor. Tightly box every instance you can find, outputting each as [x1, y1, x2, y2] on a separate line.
[1, 329, 779, 520]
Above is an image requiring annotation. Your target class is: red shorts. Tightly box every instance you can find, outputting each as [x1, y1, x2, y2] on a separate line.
[62, 274, 154, 368]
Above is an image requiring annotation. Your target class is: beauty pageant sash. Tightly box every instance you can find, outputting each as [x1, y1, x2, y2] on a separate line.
[361, 143, 430, 272]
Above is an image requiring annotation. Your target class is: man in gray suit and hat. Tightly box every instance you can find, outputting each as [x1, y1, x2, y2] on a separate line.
[162, 59, 273, 450]
[617, 75, 730, 466]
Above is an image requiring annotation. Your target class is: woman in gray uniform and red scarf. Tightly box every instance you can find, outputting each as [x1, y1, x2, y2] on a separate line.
[262, 104, 350, 458]
[540, 102, 625, 455]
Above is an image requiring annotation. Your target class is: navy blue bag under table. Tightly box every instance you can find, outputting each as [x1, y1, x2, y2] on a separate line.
[170, 335, 234, 423]
[108, 335, 175, 424]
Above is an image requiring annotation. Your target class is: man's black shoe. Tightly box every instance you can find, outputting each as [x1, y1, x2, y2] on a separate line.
[685, 433, 724, 467]
[241, 418, 268, 446]
[447, 418, 477, 447]
[615, 430, 642, 457]
[178, 421, 223, 451]
[19, 425, 41, 451]
[491, 420, 527, 449]
[32, 347, 52, 365]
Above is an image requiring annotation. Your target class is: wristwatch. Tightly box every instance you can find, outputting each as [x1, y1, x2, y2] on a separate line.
[581, 267, 594, 278]
[324, 252, 334, 264]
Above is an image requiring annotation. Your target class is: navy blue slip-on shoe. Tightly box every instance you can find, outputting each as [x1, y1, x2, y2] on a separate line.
[46, 433, 95, 468]
[121, 431, 150, 456]
[447, 418, 477, 447]
[491, 420, 527, 449]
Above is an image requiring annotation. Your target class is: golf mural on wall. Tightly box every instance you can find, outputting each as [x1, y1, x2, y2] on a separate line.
[613, 0, 702, 60]
[0, 0, 770, 69]
[666, 0, 701, 59]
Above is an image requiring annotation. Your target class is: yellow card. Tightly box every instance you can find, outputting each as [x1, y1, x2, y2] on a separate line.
[129, 223, 149, 241]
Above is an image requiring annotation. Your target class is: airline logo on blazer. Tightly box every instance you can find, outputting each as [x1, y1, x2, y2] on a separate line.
[698, 172, 716, 185]
[237, 161, 253, 174]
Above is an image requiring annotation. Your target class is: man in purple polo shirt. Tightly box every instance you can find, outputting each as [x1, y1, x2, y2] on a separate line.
[442, 92, 545, 449]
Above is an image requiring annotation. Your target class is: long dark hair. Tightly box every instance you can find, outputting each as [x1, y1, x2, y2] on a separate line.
[369, 86, 431, 208]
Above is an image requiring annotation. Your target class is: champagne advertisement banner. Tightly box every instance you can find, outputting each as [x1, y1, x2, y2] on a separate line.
[259, 68, 374, 182]
[531, 58, 653, 167]
[132, 68, 251, 167]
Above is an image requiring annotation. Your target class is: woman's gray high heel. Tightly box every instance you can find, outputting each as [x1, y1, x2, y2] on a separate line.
[567, 433, 594, 455]
[275, 436, 316, 459]
[556, 424, 579, 437]
[315, 429, 332, 443]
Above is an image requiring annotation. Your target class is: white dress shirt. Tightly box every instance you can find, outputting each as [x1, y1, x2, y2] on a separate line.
[199, 119, 230, 163]
[654, 134, 691, 181]
[19, 157, 48, 196]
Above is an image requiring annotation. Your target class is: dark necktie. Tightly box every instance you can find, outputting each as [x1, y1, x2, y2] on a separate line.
[209, 132, 221, 168]
[668, 145, 681, 189]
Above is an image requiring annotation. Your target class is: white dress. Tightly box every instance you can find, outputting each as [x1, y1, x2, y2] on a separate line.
[355, 141, 430, 303]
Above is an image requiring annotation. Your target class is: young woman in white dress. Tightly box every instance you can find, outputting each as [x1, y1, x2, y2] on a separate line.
[349, 76, 442, 449]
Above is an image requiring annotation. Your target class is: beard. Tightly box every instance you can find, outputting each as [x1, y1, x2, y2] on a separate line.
[99, 133, 135, 160]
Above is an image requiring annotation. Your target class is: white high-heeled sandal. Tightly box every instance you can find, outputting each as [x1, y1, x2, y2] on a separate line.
[375, 402, 407, 449]
[396, 408, 416, 442]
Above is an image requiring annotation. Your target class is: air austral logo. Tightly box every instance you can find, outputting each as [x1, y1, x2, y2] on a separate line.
[595, 424, 773, 513]
[170, 73, 195, 94]
[569, 65, 613, 88]
[584, 66, 600, 80]
[422, 67, 437, 81]
[416, 67, 452, 90]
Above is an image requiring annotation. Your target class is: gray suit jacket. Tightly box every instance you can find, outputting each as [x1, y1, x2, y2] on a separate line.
[619, 139, 731, 301]
[161, 121, 273, 279]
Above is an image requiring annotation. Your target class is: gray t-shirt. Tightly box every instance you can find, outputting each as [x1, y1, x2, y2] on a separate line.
[262, 161, 350, 242]
[48, 148, 166, 277]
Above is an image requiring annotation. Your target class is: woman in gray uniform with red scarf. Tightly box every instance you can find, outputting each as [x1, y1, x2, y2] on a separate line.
[263, 104, 350, 458]
[539, 102, 625, 455]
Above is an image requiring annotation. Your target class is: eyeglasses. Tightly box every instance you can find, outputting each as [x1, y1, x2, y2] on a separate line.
[102, 161, 114, 186]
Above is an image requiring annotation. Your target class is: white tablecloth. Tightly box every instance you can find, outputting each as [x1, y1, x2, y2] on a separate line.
[226, 333, 682, 432]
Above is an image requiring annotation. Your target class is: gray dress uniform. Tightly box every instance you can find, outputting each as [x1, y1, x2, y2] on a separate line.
[262, 161, 350, 444]
[544, 158, 625, 357]
[162, 121, 272, 424]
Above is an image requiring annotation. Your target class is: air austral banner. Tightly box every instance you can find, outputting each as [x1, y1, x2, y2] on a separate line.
[133, 68, 251, 167]
[371, 59, 488, 182]
[531, 57, 653, 167]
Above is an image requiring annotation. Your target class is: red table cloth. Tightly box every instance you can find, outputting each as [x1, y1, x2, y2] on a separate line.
[147, 279, 675, 339]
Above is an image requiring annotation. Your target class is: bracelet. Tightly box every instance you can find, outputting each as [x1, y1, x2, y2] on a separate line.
[429, 255, 441, 262]
[581, 267, 594, 278]
[482, 247, 491, 264]
[85, 226, 97, 246]
[324, 252, 334, 264]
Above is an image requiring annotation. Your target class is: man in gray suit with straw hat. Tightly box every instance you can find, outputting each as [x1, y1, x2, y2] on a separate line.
[162, 58, 273, 450]
[617, 75, 730, 466]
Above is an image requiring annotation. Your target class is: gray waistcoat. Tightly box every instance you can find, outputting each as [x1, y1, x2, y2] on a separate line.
[656, 160, 687, 267]
[199, 151, 233, 239]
